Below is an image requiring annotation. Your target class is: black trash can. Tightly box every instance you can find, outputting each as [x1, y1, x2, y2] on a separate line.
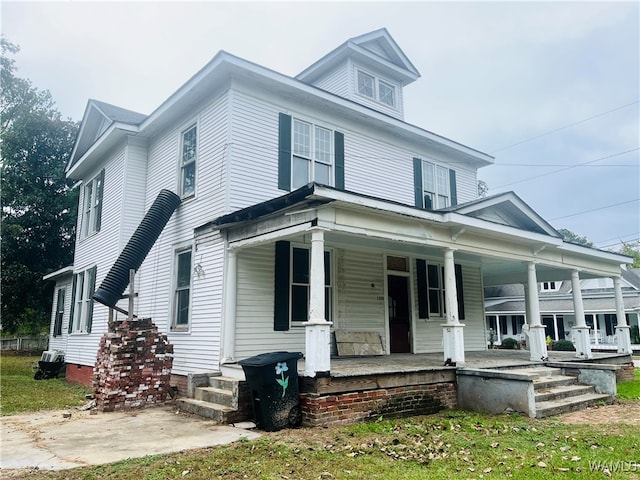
[238, 351, 303, 431]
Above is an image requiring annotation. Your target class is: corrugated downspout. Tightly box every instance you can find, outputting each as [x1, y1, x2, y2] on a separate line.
[93, 189, 181, 309]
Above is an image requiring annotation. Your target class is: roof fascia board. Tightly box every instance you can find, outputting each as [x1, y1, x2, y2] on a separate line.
[43, 265, 74, 281]
[66, 122, 139, 178]
[352, 28, 420, 77]
[349, 42, 420, 82]
[558, 243, 632, 264]
[68, 101, 106, 170]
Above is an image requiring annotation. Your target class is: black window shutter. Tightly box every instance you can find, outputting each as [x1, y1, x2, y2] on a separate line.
[278, 113, 292, 191]
[413, 158, 423, 208]
[95, 169, 105, 232]
[86, 266, 97, 333]
[68, 274, 77, 334]
[274, 241, 291, 331]
[334, 131, 345, 190]
[416, 259, 429, 318]
[455, 263, 465, 320]
[449, 169, 458, 207]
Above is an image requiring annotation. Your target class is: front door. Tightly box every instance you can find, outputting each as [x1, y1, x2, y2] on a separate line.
[388, 275, 411, 353]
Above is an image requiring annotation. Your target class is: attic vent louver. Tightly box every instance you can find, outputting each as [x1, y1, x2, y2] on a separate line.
[93, 189, 181, 308]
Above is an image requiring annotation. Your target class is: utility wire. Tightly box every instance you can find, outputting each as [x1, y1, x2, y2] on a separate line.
[489, 100, 640, 153]
[496, 163, 636, 167]
[594, 231, 640, 246]
[549, 199, 639, 221]
[598, 238, 640, 250]
[492, 147, 639, 189]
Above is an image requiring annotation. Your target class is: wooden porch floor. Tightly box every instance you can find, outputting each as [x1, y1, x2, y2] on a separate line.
[298, 350, 630, 378]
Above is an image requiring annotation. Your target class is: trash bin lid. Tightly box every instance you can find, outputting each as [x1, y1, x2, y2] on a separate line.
[238, 351, 302, 367]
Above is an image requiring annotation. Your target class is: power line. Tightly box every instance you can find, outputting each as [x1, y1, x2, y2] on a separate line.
[492, 147, 639, 189]
[496, 163, 636, 167]
[549, 199, 639, 221]
[489, 100, 640, 153]
[594, 231, 640, 245]
[598, 238, 640, 250]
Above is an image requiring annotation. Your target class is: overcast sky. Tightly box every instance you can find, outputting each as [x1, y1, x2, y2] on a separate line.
[3, 1, 639, 253]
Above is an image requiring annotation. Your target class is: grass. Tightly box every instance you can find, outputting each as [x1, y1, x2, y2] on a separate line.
[13, 411, 640, 479]
[617, 368, 640, 400]
[0, 354, 91, 415]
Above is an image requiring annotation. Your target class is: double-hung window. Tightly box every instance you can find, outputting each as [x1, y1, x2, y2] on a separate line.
[292, 119, 333, 189]
[70, 266, 96, 333]
[290, 246, 332, 324]
[172, 248, 192, 330]
[53, 289, 65, 337]
[416, 259, 465, 320]
[357, 70, 397, 108]
[422, 162, 450, 210]
[427, 264, 444, 316]
[82, 170, 104, 238]
[180, 125, 197, 198]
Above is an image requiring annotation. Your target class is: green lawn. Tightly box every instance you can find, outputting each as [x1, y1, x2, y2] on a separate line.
[617, 368, 640, 399]
[0, 355, 91, 415]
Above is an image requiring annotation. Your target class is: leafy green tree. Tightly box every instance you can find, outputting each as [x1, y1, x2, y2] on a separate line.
[557, 228, 593, 247]
[1, 37, 79, 334]
[619, 241, 640, 268]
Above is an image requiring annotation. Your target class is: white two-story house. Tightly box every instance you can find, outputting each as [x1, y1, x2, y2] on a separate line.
[45, 29, 632, 393]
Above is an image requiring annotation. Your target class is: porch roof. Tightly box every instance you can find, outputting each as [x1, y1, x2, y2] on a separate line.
[198, 183, 631, 284]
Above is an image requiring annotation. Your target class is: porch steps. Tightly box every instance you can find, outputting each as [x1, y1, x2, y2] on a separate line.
[176, 375, 247, 424]
[504, 366, 613, 418]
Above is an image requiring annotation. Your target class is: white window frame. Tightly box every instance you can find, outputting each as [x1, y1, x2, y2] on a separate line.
[289, 244, 333, 326]
[356, 69, 398, 108]
[541, 281, 560, 292]
[180, 124, 197, 198]
[81, 171, 104, 238]
[71, 267, 96, 334]
[291, 118, 333, 189]
[171, 245, 193, 331]
[422, 161, 450, 210]
[53, 288, 65, 337]
[425, 262, 445, 318]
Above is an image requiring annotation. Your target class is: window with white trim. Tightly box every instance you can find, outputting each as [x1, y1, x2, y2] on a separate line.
[426, 264, 445, 316]
[172, 248, 192, 330]
[53, 288, 65, 337]
[180, 125, 197, 198]
[290, 246, 332, 324]
[82, 170, 104, 238]
[356, 70, 397, 108]
[540, 281, 560, 292]
[292, 119, 333, 189]
[71, 267, 96, 333]
[422, 161, 450, 209]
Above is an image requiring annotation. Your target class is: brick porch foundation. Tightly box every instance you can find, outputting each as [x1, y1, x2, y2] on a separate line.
[64, 363, 94, 386]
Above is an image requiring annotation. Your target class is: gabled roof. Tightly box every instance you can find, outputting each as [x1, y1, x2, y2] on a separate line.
[296, 28, 420, 85]
[443, 191, 561, 237]
[68, 100, 146, 173]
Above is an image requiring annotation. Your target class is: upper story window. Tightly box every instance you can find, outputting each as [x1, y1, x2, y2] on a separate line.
[422, 161, 450, 210]
[172, 247, 192, 330]
[292, 119, 333, 189]
[541, 281, 560, 292]
[180, 125, 197, 198]
[70, 266, 96, 334]
[356, 70, 397, 108]
[81, 170, 104, 238]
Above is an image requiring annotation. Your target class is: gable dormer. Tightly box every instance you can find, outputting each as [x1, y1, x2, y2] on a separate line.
[296, 28, 420, 120]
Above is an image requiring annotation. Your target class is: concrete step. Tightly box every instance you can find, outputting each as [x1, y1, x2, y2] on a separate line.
[506, 367, 562, 379]
[535, 384, 595, 402]
[532, 375, 577, 390]
[194, 386, 236, 409]
[176, 398, 247, 424]
[535, 393, 613, 418]
[209, 375, 241, 391]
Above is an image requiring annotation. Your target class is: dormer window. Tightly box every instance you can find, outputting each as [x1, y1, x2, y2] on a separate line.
[356, 69, 397, 108]
[541, 281, 560, 292]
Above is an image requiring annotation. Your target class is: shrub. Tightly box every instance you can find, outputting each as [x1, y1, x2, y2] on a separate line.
[501, 338, 518, 350]
[552, 339, 575, 351]
[630, 325, 640, 345]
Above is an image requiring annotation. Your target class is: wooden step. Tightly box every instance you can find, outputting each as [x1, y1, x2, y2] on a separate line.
[535, 393, 613, 418]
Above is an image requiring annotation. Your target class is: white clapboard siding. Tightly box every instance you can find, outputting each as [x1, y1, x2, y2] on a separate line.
[309, 63, 351, 99]
[48, 280, 73, 352]
[335, 248, 386, 333]
[234, 244, 305, 359]
[118, 139, 148, 249]
[412, 261, 486, 353]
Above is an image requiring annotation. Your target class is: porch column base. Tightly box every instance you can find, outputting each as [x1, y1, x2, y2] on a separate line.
[528, 325, 548, 362]
[615, 325, 633, 354]
[442, 323, 465, 366]
[572, 326, 593, 359]
[304, 320, 332, 377]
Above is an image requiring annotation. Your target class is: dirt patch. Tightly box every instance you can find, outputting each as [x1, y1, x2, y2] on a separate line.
[556, 400, 640, 426]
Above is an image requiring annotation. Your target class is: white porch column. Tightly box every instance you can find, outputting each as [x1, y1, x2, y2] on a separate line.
[442, 248, 465, 366]
[526, 262, 548, 361]
[304, 229, 332, 377]
[571, 270, 593, 359]
[613, 275, 632, 354]
[221, 249, 237, 363]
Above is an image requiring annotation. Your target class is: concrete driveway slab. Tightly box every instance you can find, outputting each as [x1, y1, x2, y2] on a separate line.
[1, 406, 260, 473]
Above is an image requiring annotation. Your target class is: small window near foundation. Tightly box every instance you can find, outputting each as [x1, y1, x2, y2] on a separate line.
[387, 256, 408, 272]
